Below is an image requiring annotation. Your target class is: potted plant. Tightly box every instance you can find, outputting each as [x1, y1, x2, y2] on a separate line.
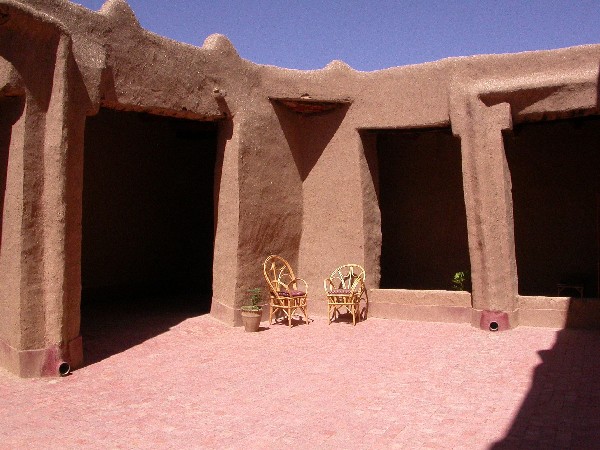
[451, 269, 472, 292]
[241, 288, 263, 332]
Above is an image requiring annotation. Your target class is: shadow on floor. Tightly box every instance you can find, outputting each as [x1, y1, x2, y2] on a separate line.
[491, 326, 600, 449]
[81, 291, 211, 366]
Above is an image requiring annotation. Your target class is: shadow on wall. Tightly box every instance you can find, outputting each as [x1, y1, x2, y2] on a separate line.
[271, 101, 350, 181]
[491, 324, 600, 448]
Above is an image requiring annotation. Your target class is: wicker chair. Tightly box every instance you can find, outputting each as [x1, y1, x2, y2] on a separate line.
[263, 255, 309, 327]
[324, 264, 367, 325]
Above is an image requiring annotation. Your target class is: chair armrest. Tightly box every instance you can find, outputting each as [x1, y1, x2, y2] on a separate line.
[270, 280, 288, 293]
[349, 278, 366, 295]
[324, 278, 335, 293]
[290, 277, 308, 294]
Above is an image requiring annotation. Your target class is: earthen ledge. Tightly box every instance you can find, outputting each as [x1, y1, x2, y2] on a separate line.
[369, 288, 472, 307]
[518, 295, 600, 329]
[369, 302, 471, 324]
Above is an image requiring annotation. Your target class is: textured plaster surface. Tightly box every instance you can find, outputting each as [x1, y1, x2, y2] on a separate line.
[0, 0, 599, 376]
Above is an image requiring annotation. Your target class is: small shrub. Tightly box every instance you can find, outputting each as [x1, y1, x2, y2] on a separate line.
[243, 287, 262, 311]
[451, 270, 472, 292]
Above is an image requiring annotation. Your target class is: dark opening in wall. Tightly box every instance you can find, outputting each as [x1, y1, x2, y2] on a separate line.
[505, 116, 600, 298]
[82, 108, 217, 318]
[377, 128, 470, 290]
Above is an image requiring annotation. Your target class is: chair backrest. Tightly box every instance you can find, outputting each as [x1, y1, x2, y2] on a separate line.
[263, 255, 296, 294]
[328, 264, 366, 292]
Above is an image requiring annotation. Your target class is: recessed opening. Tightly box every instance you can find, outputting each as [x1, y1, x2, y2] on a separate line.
[376, 128, 470, 290]
[489, 321, 499, 332]
[81, 108, 217, 363]
[505, 117, 600, 298]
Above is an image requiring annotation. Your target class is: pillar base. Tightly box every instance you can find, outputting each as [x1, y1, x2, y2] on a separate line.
[210, 299, 239, 326]
[0, 335, 82, 378]
[472, 309, 519, 331]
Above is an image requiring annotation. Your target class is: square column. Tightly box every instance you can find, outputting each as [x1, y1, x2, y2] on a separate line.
[0, 29, 87, 376]
[452, 98, 519, 329]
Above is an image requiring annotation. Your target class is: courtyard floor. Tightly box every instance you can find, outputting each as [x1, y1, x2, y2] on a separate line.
[1, 309, 600, 449]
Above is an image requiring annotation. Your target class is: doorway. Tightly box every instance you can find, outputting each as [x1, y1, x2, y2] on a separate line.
[376, 128, 470, 290]
[504, 116, 600, 298]
[81, 108, 217, 362]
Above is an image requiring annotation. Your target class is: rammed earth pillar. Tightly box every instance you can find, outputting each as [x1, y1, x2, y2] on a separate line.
[0, 7, 86, 376]
[40, 33, 87, 375]
[451, 91, 519, 330]
[210, 117, 240, 326]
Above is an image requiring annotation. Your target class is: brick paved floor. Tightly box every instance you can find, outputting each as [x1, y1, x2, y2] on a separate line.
[1, 310, 599, 449]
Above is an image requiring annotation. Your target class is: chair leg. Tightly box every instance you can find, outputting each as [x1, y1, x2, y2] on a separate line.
[288, 307, 292, 327]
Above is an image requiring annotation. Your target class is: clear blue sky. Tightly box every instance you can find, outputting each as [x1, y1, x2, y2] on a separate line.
[74, 0, 600, 71]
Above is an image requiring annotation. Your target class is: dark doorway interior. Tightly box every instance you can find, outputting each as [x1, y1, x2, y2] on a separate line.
[82, 108, 217, 362]
[377, 128, 470, 290]
[505, 116, 600, 298]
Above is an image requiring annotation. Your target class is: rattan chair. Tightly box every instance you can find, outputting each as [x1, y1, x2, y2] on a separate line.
[324, 264, 367, 325]
[263, 255, 309, 327]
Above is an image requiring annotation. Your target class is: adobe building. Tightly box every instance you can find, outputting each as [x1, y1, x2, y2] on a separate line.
[1, 0, 599, 377]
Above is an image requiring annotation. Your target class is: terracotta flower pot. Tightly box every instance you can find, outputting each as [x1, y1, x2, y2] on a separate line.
[241, 308, 262, 332]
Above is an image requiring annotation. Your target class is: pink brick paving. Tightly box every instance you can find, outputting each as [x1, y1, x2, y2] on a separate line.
[1, 312, 599, 449]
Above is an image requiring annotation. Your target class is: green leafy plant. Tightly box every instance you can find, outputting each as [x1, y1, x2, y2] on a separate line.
[451, 270, 472, 292]
[241, 287, 262, 311]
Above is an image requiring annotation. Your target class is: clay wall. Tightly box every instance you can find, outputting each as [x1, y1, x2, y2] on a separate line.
[0, 0, 599, 376]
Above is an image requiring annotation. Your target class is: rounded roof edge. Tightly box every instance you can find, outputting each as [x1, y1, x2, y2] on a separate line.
[202, 33, 239, 58]
[99, 0, 140, 27]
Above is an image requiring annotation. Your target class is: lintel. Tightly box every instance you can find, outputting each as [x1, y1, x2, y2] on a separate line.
[269, 96, 352, 114]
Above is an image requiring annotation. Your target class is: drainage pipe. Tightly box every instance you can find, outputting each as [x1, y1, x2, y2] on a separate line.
[58, 361, 71, 376]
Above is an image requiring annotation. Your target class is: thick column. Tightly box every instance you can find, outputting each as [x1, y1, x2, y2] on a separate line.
[452, 97, 519, 329]
[0, 22, 88, 376]
[210, 118, 241, 325]
[40, 34, 86, 374]
[0, 92, 48, 375]
[0, 93, 27, 374]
